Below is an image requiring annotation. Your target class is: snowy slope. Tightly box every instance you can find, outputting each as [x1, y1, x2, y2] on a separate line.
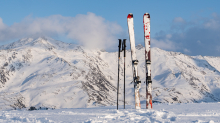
[0, 37, 220, 110]
[0, 37, 118, 110]
[151, 48, 220, 103]
[0, 103, 219, 122]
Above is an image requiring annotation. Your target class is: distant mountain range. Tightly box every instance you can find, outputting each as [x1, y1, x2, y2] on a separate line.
[0, 37, 220, 110]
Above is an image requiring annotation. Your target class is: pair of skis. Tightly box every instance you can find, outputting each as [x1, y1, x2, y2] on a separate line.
[127, 13, 152, 109]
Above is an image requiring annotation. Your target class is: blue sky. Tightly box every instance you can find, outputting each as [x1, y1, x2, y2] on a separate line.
[0, 0, 220, 56]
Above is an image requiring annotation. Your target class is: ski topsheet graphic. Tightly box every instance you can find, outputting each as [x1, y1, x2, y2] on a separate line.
[143, 13, 152, 109]
[127, 13, 141, 109]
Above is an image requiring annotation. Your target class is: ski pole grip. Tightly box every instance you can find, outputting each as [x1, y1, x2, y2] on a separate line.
[118, 39, 122, 57]
[121, 40, 124, 52]
[123, 39, 126, 57]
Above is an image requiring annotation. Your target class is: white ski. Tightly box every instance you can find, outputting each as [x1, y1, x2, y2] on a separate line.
[127, 13, 141, 109]
[143, 13, 152, 109]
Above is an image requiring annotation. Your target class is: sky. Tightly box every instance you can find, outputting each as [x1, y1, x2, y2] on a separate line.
[0, 0, 220, 56]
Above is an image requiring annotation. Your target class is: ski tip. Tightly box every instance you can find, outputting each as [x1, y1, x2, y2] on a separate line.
[144, 13, 150, 18]
[127, 13, 133, 19]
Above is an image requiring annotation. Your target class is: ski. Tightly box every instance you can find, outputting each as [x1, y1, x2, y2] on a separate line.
[143, 13, 152, 109]
[127, 13, 141, 109]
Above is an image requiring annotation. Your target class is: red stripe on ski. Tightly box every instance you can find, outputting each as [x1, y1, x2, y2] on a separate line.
[145, 35, 150, 39]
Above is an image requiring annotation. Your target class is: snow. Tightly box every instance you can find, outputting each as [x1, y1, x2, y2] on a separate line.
[0, 103, 220, 122]
[1, 37, 220, 122]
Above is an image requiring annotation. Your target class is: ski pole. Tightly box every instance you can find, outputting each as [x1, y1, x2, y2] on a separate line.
[123, 39, 126, 109]
[117, 39, 122, 110]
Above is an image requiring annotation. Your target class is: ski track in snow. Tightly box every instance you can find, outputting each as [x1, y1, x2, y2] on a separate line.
[0, 103, 219, 123]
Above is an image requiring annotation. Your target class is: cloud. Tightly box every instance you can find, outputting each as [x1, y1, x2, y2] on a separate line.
[203, 15, 220, 30]
[183, 49, 190, 53]
[173, 17, 185, 23]
[197, 40, 201, 44]
[151, 38, 178, 51]
[0, 18, 6, 30]
[154, 13, 220, 56]
[166, 34, 172, 39]
[0, 12, 123, 51]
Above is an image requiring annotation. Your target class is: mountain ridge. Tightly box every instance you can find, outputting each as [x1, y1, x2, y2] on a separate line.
[0, 37, 220, 110]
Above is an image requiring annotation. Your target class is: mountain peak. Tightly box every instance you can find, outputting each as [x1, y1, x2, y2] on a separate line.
[135, 44, 144, 50]
[0, 38, 34, 50]
[0, 37, 77, 51]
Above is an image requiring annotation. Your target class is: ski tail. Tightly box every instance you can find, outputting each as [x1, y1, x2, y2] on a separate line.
[143, 13, 152, 109]
[127, 13, 141, 109]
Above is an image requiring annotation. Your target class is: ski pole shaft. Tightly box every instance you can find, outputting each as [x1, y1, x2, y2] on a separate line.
[117, 39, 122, 110]
[123, 39, 126, 109]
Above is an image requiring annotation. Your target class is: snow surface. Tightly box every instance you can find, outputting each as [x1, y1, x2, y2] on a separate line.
[0, 103, 219, 122]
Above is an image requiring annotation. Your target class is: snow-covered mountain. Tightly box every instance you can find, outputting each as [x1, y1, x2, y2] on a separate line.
[0, 37, 220, 110]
